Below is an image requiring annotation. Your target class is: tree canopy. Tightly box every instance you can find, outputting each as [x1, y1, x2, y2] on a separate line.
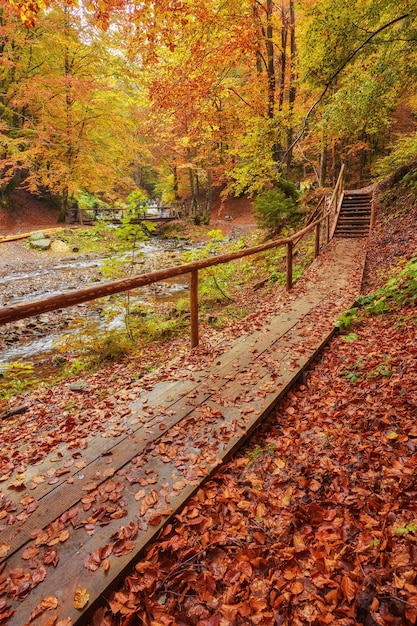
[2, 0, 417, 216]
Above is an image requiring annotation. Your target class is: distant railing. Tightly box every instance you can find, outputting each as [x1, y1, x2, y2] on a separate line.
[329, 163, 346, 239]
[69, 206, 179, 225]
[0, 168, 345, 348]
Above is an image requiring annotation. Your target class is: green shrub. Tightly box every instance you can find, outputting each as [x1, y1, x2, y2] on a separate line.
[254, 182, 300, 234]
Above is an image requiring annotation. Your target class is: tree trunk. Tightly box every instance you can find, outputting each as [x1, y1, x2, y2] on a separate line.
[278, 0, 287, 113]
[285, 0, 297, 173]
[319, 146, 327, 187]
[58, 187, 69, 223]
[205, 169, 212, 221]
[173, 165, 180, 202]
[266, 0, 275, 120]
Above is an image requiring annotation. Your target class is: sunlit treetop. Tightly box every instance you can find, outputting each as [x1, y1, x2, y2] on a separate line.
[7, 0, 194, 29]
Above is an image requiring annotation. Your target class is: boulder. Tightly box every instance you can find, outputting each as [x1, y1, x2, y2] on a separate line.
[29, 232, 49, 241]
[50, 239, 71, 253]
[29, 238, 51, 250]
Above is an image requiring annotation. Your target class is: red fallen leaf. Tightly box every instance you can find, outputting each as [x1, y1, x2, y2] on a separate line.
[8, 480, 26, 490]
[35, 530, 50, 546]
[43, 547, 59, 567]
[253, 531, 265, 544]
[110, 509, 128, 520]
[29, 596, 58, 621]
[112, 540, 136, 557]
[22, 546, 40, 560]
[26, 500, 39, 514]
[118, 522, 138, 541]
[290, 580, 304, 595]
[82, 482, 98, 492]
[55, 469, 70, 477]
[20, 495, 35, 506]
[148, 513, 162, 526]
[137, 518, 148, 532]
[341, 575, 357, 603]
[31, 565, 47, 587]
[312, 573, 338, 589]
[0, 608, 14, 624]
[405, 596, 417, 624]
[84, 551, 102, 572]
[0, 544, 10, 558]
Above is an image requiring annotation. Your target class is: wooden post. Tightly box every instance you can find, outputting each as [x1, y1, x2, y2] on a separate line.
[315, 222, 320, 257]
[190, 270, 199, 348]
[370, 189, 375, 229]
[286, 242, 293, 291]
[326, 213, 330, 244]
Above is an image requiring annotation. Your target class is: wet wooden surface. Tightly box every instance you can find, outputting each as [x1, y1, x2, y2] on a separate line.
[0, 239, 367, 625]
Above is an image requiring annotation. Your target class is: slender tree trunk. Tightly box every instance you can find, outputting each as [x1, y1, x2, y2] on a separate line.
[59, 186, 69, 223]
[285, 0, 297, 173]
[173, 165, 180, 202]
[266, 0, 275, 120]
[278, 0, 287, 113]
[205, 169, 212, 221]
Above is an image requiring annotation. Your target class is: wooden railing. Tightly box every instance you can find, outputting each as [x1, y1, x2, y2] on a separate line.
[0, 169, 345, 348]
[329, 163, 346, 240]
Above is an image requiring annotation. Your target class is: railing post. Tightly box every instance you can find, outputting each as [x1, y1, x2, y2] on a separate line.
[286, 242, 293, 291]
[326, 213, 330, 244]
[190, 270, 199, 348]
[370, 188, 376, 229]
[315, 222, 320, 258]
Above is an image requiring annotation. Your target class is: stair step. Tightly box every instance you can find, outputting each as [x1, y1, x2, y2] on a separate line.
[334, 191, 372, 239]
[338, 219, 370, 224]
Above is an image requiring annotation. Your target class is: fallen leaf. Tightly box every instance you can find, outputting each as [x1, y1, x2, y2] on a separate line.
[29, 596, 58, 621]
[0, 543, 11, 558]
[73, 588, 89, 610]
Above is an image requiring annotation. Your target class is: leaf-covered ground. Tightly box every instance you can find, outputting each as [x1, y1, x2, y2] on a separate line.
[0, 188, 415, 626]
[90, 198, 417, 625]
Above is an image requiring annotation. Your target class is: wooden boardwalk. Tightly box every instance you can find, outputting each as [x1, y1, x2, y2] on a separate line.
[0, 238, 367, 625]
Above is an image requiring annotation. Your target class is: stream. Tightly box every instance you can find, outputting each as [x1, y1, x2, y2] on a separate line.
[0, 238, 203, 373]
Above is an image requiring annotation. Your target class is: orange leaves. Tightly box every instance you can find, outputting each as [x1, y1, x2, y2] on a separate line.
[340, 576, 357, 604]
[28, 596, 58, 622]
[405, 596, 417, 624]
[0, 544, 11, 558]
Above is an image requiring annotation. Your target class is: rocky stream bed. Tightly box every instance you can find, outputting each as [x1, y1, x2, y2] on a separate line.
[0, 236, 204, 376]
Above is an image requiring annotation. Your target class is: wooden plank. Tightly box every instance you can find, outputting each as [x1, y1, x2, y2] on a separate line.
[4, 315, 339, 626]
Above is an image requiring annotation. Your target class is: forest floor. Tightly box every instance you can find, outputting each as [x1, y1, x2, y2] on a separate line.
[0, 185, 416, 625]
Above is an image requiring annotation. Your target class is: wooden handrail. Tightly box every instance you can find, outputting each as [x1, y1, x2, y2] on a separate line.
[0, 177, 344, 346]
[328, 164, 346, 240]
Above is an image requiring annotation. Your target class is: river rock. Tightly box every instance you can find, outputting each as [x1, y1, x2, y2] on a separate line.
[29, 232, 49, 241]
[29, 238, 51, 250]
[50, 239, 71, 253]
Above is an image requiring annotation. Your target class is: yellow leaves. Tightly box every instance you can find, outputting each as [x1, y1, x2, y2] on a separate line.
[73, 587, 89, 610]
[274, 457, 286, 469]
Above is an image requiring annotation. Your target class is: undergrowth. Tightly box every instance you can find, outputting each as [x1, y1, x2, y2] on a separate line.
[335, 255, 417, 333]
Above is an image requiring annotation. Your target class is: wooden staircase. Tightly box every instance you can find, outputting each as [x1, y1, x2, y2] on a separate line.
[334, 191, 372, 238]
